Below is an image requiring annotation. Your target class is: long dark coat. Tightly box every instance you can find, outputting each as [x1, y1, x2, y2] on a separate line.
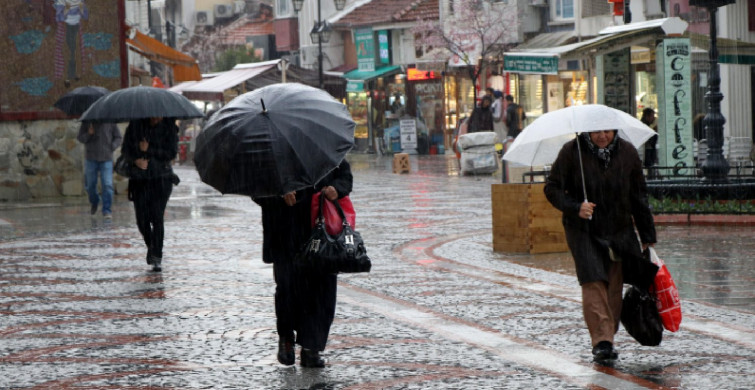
[121, 118, 178, 181]
[544, 136, 658, 288]
[253, 160, 353, 264]
[253, 159, 353, 351]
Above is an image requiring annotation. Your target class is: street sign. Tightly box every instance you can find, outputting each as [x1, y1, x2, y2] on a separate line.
[399, 119, 417, 150]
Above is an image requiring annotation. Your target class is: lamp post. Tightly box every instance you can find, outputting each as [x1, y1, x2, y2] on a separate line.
[292, 0, 346, 89]
[689, 0, 735, 183]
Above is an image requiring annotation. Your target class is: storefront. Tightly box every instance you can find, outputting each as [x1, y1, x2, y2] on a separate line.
[442, 68, 476, 146]
[344, 65, 402, 153]
[403, 68, 444, 154]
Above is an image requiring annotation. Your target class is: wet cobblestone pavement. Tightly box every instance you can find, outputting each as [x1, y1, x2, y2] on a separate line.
[1, 154, 753, 389]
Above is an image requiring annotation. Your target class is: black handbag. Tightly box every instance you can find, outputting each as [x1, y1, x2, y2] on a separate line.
[621, 285, 663, 346]
[295, 194, 371, 274]
[114, 154, 133, 178]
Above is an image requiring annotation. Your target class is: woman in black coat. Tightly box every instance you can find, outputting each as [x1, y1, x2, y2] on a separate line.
[544, 130, 658, 361]
[121, 117, 178, 272]
[253, 159, 353, 368]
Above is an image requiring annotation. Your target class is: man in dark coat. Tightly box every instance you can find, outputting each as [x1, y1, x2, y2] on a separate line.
[504, 94, 525, 138]
[253, 159, 353, 368]
[544, 130, 658, 362]
[467, 95, 494, 133]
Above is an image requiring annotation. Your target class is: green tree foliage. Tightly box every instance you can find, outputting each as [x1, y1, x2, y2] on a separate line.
[213, 46, 260, 72]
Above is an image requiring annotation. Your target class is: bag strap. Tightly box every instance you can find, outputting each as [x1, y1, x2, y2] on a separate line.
[317, 191, 350, 227]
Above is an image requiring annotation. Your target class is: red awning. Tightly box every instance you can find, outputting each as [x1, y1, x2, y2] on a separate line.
[126, 29, 201, 82]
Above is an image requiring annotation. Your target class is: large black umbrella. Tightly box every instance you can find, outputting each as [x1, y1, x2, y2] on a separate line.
[194, 83, 355, 197]
[53, 86, 109, 116]
[80, 86, 203, 122]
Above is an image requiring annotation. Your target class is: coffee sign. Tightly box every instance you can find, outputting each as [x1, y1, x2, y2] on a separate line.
[657, 38, 694, 176]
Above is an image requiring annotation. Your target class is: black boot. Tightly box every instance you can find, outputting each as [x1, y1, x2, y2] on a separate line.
[277, 337, 295, 366]
[300, 348, 325, 368]
[151, 256, 162, 272]
[592, 341, 618, 361]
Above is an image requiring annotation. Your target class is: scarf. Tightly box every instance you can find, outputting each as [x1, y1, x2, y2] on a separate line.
[581, 132, 618, 168]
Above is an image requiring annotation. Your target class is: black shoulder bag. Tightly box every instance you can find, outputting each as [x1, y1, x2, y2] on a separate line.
[295, 194, 371, 274]
[114, 154, 134, 178]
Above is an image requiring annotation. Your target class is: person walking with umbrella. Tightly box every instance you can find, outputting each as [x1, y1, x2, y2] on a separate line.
[253, 159, 353, 368]
[76, 120, 121, 219]
[120, 117, 179, 272]
[544, 129, 658, 362]
[193, 83, 358, 366]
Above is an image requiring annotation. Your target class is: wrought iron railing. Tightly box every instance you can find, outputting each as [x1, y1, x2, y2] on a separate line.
[645, 165, 755, 214]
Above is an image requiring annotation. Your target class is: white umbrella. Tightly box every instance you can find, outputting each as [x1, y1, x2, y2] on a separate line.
[503, 104, 657, 167]
[502, 104, 657, 213]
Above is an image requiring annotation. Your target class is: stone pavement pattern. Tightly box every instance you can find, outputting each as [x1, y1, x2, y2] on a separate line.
[1, 155, 753, 389]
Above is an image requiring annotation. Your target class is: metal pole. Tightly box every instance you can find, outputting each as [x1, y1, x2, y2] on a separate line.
[700, 6, 730, 183]
[317, 0, 324, 90]
[147, 0, 152, 34]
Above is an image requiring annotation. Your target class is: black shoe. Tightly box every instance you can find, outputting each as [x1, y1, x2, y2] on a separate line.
[300, 348, 325, 368]
[592, 341, 618, 361]
[277, 338, 295, 366]
[146, 249, 153, 265]
[151, 256, 162, 272]
[90, 204, 98, 215]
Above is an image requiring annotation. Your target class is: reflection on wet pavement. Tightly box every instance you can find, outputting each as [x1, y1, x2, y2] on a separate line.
[0, 154, 752, 389]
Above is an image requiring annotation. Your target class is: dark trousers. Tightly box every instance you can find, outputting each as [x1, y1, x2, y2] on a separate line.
[130, 178, 172, 258]
[273, 260, 337, 351]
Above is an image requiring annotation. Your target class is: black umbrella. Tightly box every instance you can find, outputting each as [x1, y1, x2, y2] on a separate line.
[79, 86, 203, 122]
[194, 83, 355, 197]
[53, 86, 110, 116]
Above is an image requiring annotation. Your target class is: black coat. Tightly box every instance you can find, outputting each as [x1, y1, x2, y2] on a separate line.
[467, 106, 494, 133]
[121, 118, 178, 181]
[544, 136, 658, 288]
[254, 160, 353, 264]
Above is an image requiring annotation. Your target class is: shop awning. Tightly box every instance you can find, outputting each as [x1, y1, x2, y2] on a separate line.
[689, 33, 755, 65]
[344, 65, 402, 92]
[514, 31, 576, 51]
[126, 29, 201, 82]
[504, 17, 690, 74]
[181, 60, 280, 101]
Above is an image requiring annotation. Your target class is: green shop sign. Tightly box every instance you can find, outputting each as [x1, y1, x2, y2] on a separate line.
[355, 27, 375, 72]
[346, 80, 364, 92]
[504, 55, 559, 74]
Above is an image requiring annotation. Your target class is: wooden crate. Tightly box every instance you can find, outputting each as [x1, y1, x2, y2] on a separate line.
[393, 153, 410, 174]
[491, 183, 569, 254]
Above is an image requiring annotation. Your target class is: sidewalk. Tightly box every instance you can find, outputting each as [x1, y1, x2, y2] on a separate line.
[0, 154, 753, 389]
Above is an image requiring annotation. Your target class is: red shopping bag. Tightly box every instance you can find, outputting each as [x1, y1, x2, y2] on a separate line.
[311, 192, 356, 236]
[649, 248, 682, 332]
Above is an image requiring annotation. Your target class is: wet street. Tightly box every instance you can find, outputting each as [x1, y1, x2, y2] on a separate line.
[1, 154, 753, 389]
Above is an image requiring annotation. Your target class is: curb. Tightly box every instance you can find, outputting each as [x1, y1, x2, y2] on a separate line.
[654, 214, 755, 225]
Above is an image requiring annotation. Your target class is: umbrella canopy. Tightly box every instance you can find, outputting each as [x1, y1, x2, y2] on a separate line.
[193, 82, 355, 197]
[503, 104, 657, 167]
[53, 86, 109, 116]
[79, 86, 203, 122]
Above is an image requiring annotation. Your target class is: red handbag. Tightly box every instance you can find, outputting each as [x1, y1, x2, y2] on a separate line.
[311, 192, 356, 235]
[649, 248, 682, 332]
